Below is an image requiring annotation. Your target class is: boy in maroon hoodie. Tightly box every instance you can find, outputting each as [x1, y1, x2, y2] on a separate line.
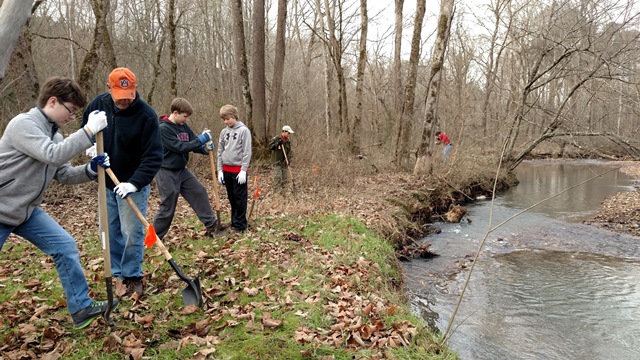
[152, 98, 218, 239]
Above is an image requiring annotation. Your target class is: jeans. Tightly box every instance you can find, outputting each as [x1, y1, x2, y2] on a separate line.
[106, 184, 150, 279]
[443, 143, 453, 164]
[0, 207, 91, 314]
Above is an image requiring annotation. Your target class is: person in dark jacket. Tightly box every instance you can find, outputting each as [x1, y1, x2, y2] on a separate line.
[268, 125, 294, 193]
[152, 98, 219, 239]
[0, 77, 116, 329]
[80, 68, 163, 298]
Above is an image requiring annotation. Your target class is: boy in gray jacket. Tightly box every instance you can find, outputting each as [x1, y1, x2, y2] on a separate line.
[216, 104, 252, 232]
[0, 77, 114, 329]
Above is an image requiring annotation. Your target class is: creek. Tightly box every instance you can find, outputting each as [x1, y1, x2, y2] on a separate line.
[403, 160, 640, 360]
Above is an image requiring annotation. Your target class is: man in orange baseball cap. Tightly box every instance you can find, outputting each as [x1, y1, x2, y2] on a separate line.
[81, 67, 163, 299]
[107, 67, 137, 109]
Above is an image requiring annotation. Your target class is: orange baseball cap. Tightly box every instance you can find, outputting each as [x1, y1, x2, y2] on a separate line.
[108, 67, 137, 100]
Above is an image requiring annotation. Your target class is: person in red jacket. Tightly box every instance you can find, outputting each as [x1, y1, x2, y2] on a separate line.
[435, 131, 453, 164]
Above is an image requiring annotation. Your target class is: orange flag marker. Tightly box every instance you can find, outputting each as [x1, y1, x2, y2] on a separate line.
[253, 186, 261, 199]
[145, 224, 158, 248]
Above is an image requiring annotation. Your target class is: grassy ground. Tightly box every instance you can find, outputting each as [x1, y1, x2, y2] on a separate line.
[0, 211, 458, 359]
[1, 150, 510, 359]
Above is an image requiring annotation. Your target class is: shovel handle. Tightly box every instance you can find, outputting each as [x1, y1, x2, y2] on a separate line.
[281, 146, 296, 189]
[208, 150, 222, 211]
[104, 168, 173, 261]
[96, 132, 115, 324]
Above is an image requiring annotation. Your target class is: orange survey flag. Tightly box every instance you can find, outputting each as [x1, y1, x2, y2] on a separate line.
[145, 224, 158, 248]
[253, 187, 261, 199]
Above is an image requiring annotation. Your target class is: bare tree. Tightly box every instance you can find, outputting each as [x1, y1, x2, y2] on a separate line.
[395, 0, 426, 169]
[0, 0, 34, 84]
[167, 0, 177, 96]
[414, 0, 455, 175]
[267, 0, 288, 137]
[79, 0, 113, 92]
[350, 0, 368, 154]
[322, 0, 349, 136]
[231, 0, 252, 129]
[252, 0, 266, 145]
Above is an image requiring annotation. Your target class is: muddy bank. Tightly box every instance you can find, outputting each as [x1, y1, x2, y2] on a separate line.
[585, 161, 640, 236]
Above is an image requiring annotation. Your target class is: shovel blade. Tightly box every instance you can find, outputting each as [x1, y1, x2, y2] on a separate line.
[181, 276, 203, 307]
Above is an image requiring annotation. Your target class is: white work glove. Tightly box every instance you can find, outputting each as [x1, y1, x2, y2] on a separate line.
[236, 170, 247, 185]
[205, 141, 214, 151]
[197, 129, 212, 144]
[217, 170, 225, 184]
[85, 144, 97, 157]
[114, 182, 138, 198]
[86, 110, 108, 135]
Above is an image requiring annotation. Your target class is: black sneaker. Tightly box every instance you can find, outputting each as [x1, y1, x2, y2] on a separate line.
[72, 299, 119, 329]
[124, 277, 144, 297]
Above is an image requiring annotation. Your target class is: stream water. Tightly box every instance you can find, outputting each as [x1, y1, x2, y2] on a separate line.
[403, 160, 640, 359]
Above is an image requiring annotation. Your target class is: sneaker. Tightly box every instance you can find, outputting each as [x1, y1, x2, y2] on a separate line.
[72, 299, 120, 329]
[124, 277, 144, 297]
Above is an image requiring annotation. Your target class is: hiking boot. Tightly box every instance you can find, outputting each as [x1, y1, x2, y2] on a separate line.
[72, 299, 120, 329]
[205, 223, 219, 237]
[124, 277, 144, 297]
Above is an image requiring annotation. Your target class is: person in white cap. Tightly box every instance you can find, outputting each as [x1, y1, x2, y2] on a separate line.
[268, 125, 294, 193]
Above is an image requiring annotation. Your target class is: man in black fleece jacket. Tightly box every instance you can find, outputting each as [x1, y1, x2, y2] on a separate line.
[81, 67, 163, 298]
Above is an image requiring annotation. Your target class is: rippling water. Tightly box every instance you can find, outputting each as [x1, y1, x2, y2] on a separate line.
[403, 160, 640, 360]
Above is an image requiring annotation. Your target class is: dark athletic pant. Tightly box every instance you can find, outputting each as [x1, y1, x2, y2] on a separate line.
[153, 167, 216, 239]
[223, 170, 248, 231]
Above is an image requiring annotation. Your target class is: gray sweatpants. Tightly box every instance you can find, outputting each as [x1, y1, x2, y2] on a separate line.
[152, 167, 216, 239]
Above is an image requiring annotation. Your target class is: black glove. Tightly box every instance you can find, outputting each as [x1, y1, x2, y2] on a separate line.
[277, 139, 284, 145]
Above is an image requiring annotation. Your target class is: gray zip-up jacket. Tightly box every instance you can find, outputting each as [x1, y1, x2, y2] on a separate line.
[0, 107, 95, 226]
[217, 121, 252, 172]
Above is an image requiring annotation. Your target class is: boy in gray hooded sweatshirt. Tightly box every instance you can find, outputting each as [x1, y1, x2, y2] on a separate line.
[216, 104, 252, 232]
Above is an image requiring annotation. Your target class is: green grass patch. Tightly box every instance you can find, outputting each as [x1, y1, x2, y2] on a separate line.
[0, 214, 457, 359]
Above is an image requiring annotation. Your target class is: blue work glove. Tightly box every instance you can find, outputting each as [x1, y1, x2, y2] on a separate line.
[236, 170, 247, 185]
[197, 129, 211, 145]
[89, 153, 110, 172]
[217, 170, 225, 185]
[114, 182, 138, 198]
[205, 141, 214, 151]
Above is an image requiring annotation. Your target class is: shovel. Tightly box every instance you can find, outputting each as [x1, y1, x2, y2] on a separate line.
[281, 145, 297, 193]
[96, 132, 115, 325]
[105, 168, 203, 308]
[208, 149, 225, 233]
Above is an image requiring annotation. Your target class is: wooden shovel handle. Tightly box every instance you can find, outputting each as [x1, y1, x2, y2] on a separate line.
[96, 132, 113, 277]
[208, 150, 222, 211]
[104, 168, 172, 261]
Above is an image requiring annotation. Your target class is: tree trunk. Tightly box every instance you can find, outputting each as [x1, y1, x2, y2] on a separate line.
[396, 0, 426, 169]
[168, 0, 177, 97]
[79, 0, 109, 93]
[267, 0, 287, 138]
[392, 0, 403, 154]
[350, 0, 368, 154]
[231, 0, 252, 130]
[323, 0, 348, 137]
[0, 0, 33, 84]
[6, 21, 37, 112]
[414, 0, 455, 175]
[251, 0, 266, 145]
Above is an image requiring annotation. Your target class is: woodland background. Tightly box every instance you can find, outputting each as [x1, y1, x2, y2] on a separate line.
[2, 0, 640, 175]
